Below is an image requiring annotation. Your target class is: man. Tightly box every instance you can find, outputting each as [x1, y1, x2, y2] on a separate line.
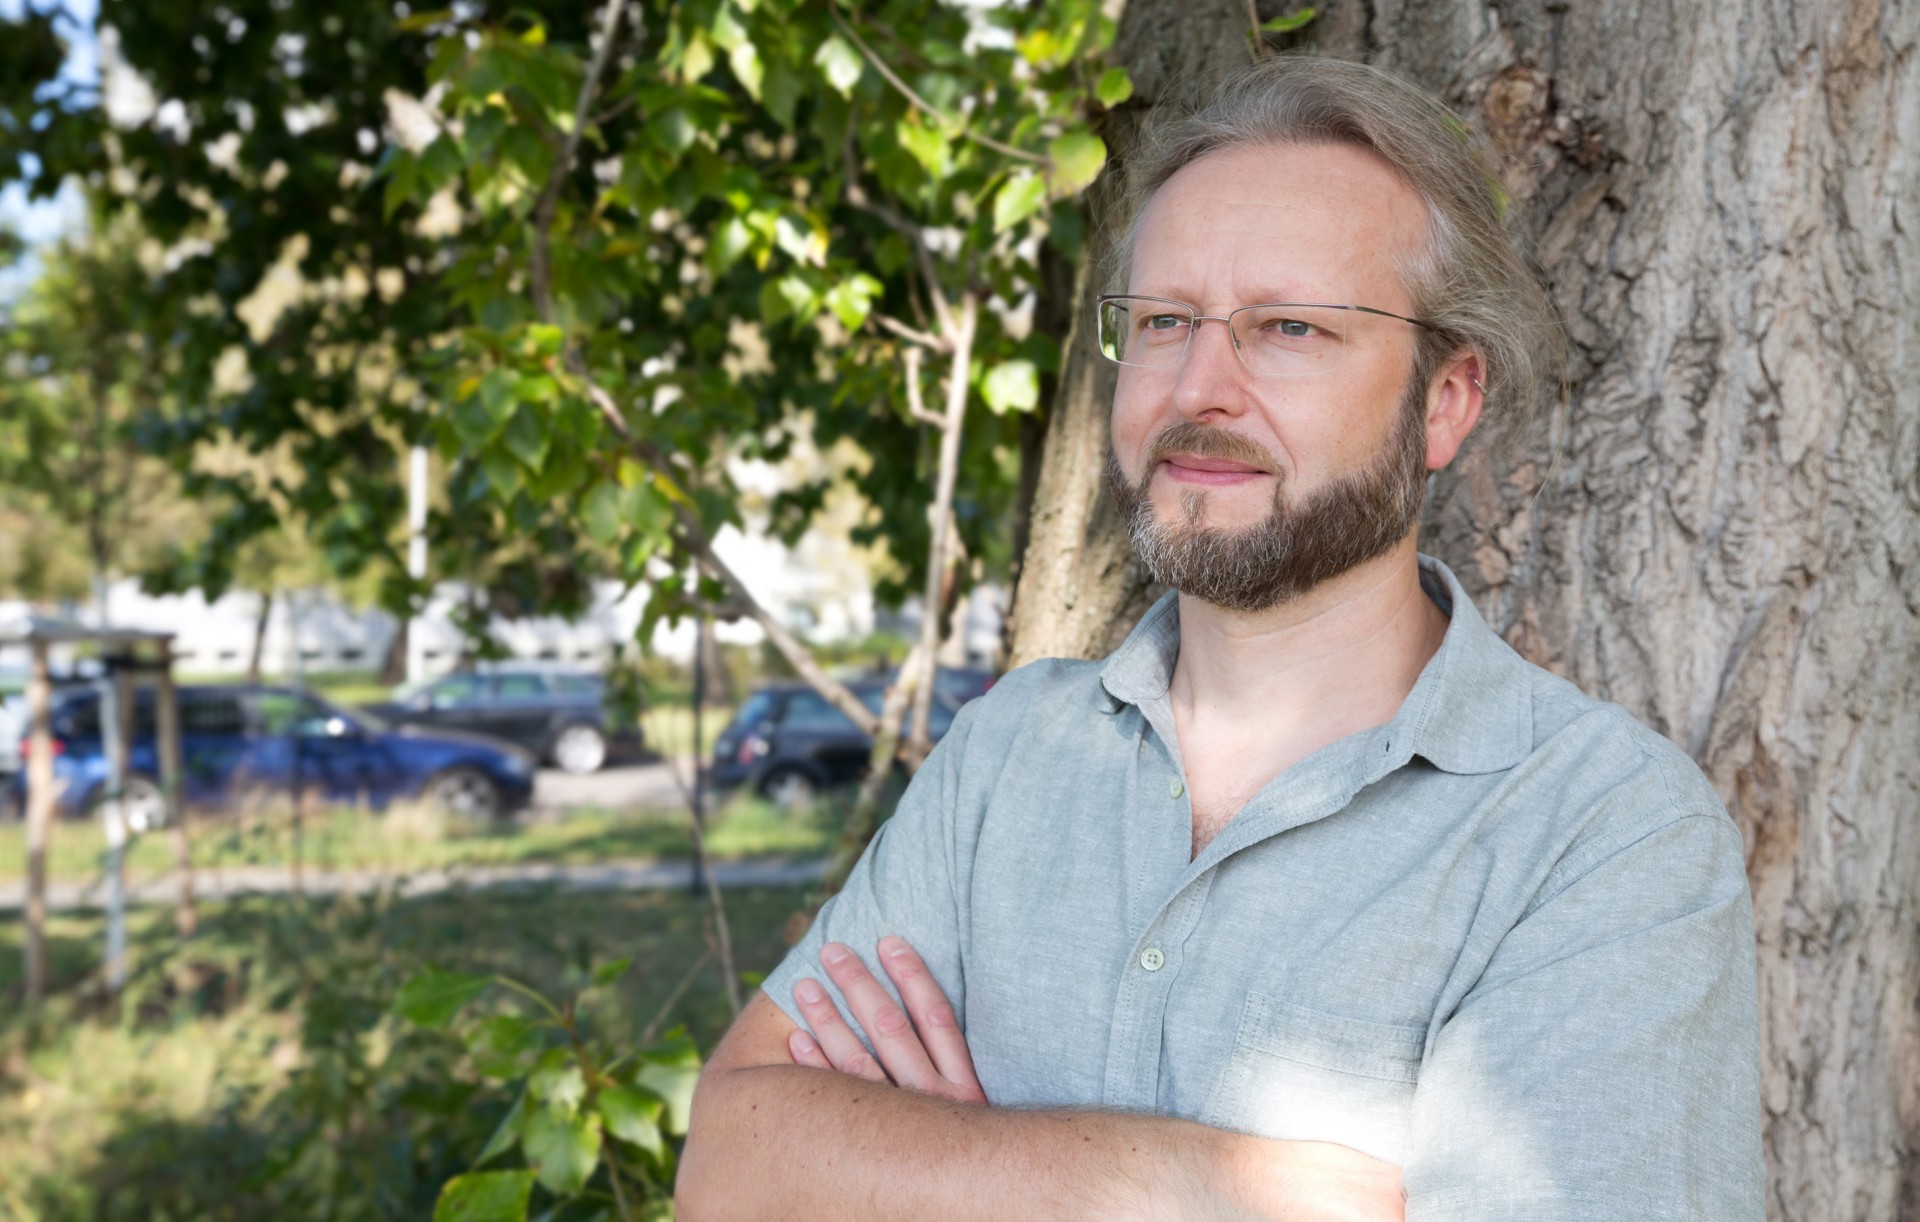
[679, 57, 1763, 1220]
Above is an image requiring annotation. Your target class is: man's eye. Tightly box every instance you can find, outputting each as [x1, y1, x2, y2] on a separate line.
[1139, 313, 1188, 337]
[1271, 318, 1314, 339]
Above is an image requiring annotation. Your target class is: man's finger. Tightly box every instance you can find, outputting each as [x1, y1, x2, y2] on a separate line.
[877, 935, 986, 1104]
[818, 941, 946, 1095]
[787, 1029, 831, 1070]
[791, 975, 888, 1083]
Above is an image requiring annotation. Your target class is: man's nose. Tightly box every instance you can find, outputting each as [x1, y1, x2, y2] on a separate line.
[1170, 316, 1253, 421]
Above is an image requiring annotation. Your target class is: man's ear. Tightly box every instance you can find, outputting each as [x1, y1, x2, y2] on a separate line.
[1424, 350, 1485, 471]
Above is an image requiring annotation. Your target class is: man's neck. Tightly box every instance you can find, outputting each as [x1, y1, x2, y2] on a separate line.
[1168, 537, 1449, 847]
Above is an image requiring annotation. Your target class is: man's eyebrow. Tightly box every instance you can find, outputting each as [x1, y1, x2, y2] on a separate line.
[1123, 285, 1330, 306]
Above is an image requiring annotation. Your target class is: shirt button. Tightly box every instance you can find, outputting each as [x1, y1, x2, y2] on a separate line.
[1169, 779, 1185, 798]
[1139, 947, 1166, 972]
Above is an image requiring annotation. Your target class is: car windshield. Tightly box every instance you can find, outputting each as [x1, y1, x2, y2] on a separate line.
[732, 691, 777, 729]
[256, 690, 371, 737]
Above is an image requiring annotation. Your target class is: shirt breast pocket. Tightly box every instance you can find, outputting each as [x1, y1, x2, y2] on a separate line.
[1200, 991, 1425, 1166]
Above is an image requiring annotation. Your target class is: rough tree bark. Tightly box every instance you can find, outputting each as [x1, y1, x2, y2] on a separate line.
[1007, 3, 1919, 1219]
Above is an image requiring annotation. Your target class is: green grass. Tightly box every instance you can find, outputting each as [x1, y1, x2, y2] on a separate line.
[0, 883, 809, 1219]
[0, 791, 838, 885]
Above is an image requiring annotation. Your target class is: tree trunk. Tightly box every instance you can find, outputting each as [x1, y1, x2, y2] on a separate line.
[379, 615, 408, 686]
[1008, 2, 1919, 1218]
[695, 617, 733, 707]
[246, 589, 272, 683]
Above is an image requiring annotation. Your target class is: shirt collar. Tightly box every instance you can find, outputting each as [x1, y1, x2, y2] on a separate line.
[1096, 554, 1535, 775]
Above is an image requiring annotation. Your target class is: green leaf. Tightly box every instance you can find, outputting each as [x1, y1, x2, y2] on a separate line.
[523, 1107, 602, 1197]
[479, 369, 517, 425]
[710, 215, 755, 272]
[769, 273, 819, 326]
[1096, 67, 1133, 108]
[596, 1084, 666, 1155]
[823, 274, 881, 332]
[452, 395, 502, 450]
[773, 214, 825, 266]
[592, 957, 634, 986]
[481, 446, 524, 499]
[1260, 7, 1318, 32]
[728, 41, 764, 101]
[761, 56, 801, 127]
[503, 405, 549, 470]
[433, 1170, 534, 1222]
[634, 1058, 701, 1136]
[648, 107, 697, 155]
[1047, 130, 1107, 198]
[529, 1053, 588, 1117]
[993, 170, 1047, 233]
[897, 118, 950, 180]
[420, 135, 465, 192]
[681, 30, 715, 83]
[981, 359, 1040, 415]
[814, 34, 862, 97]
[582, 481, 624, 545]
[708, 4, 748, 51]
[471, 1013, 541, 1079]
[477, 1092, 528, 1165]
[524, 323, 564, 357]
[397, 9, 453, 33]
[393, 967, 493, 1028]
[382, 151, 419, 219]
[1016, 28, 1063, 68]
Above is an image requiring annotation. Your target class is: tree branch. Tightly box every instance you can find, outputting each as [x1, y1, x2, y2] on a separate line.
[830, 9, 1046, 166]
[528, 0, 631, 319]
[906, 291, 977, 764]
[872, 313, 946, 352]
[575, 380, 882, 738]
[840, 112, 957, 343]
[901, 346, 943, 428]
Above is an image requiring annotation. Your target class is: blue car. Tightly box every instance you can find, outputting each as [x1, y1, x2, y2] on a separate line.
[5, 683, 537, 827]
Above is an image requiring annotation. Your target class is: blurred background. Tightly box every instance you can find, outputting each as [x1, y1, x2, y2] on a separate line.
[0, 0, 1101, 1213]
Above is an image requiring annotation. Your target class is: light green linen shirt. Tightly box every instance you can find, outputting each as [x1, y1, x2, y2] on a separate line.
[765, 555, 1764, 1220]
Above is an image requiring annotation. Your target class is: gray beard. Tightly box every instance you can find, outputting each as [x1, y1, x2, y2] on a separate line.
[1108, 393, 1430, 613]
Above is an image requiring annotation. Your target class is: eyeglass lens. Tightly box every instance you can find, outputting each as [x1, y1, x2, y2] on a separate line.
[1098, 297, 1349, 378]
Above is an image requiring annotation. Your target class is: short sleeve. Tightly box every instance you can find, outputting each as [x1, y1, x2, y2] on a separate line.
[759, 700, 979, 1049]
[1405, 812, 1765, 1221]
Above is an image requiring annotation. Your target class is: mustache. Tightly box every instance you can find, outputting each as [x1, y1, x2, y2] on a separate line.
[1144, 422, 1279, 474]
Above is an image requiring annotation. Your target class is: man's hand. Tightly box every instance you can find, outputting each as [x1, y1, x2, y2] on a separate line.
[785, 935, 988, 1107]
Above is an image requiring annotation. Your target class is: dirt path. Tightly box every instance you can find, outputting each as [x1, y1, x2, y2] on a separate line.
[0, 853, 825, 912]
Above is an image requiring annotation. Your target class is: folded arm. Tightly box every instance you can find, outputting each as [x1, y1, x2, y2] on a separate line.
[677, 938, 1402, 1222]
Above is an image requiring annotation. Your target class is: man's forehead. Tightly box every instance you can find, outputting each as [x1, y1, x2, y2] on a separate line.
[1128, 142, 1428, 303]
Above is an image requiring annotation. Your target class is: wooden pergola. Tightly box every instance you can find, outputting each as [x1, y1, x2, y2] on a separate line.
[3, 616, 190, 1005]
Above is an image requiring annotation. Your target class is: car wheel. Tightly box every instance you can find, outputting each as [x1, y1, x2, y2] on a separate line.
[758, 766, 819, 813]
[427, 766, 503, 821]
[120, 776, 170, 833]
[551, 723, 608, 775]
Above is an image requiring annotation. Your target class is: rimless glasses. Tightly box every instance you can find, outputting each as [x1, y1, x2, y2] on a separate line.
[1096, 293, 1436, 379]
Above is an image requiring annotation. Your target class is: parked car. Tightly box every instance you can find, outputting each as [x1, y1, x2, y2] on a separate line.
[0, 663, 100, 779]
[0, 667, 24, 778]
[709, 669, 990, 809]
[362, 665, 640, 775]
[4, 684, 537, 826]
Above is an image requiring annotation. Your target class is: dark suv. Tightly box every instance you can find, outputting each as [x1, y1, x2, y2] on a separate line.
[363, 666, 641, 774]
[710, 669, 992, 809]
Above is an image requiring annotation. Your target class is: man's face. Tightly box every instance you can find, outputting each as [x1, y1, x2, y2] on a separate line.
[1108, 141, 1437, 612]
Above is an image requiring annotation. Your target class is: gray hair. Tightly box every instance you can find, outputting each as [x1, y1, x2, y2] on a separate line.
[1108, 56, 1564, 442]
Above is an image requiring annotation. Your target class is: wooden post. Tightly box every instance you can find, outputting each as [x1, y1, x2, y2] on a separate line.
[23, 640, 54, 1005]
[102, 663, 133, 996]
[156, 640, 194, 938]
